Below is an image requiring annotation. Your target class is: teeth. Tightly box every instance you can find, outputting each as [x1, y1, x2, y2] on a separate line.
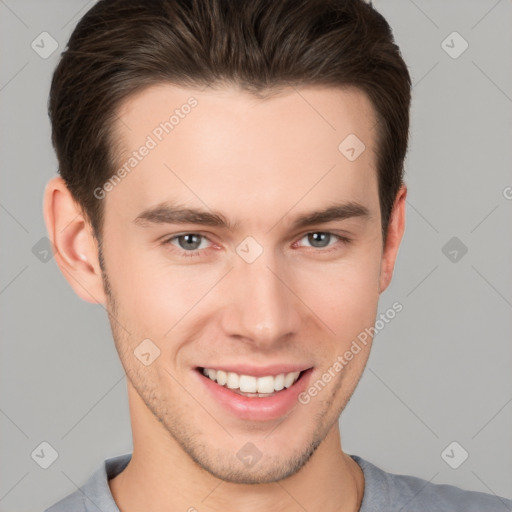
[256, 375, 275, 394]
[216, 370, 227, 386]
[239, 375, 257, 393]
[201, 368, 301, 393]
[227, 372, 239, 389]
[284, 372, 297, 388]
[274, 373, 285, 391]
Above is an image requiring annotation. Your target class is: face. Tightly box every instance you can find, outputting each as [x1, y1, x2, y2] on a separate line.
[90, 84, 401, 483]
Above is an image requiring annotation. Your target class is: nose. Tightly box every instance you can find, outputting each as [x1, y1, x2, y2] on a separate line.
[219, 251, 300, 349]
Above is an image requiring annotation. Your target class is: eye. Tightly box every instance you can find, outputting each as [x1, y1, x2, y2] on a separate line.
[164, 233, 212, 257]
[162, 231, 351, 259]
[295, 232, 351, 252]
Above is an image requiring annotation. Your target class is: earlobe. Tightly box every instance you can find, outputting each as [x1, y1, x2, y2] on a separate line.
[379, 185, 407, 294]
[43, 176, 107, 304]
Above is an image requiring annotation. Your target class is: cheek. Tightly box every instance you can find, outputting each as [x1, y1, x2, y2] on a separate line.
[107, 245, 219, 339]
[106, 226, 382, 344]
[297, 251, 381, 338]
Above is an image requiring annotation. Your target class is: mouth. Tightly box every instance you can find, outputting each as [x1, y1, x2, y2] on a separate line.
[197, 367, 307, 397]
[194, 366, 313, 421]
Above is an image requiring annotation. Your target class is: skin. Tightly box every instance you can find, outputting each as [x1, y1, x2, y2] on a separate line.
[44, 83, 406, 512]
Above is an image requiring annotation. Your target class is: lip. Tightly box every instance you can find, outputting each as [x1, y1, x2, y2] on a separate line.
[195, 367, 314, 422]
[197, 364, 311, 377]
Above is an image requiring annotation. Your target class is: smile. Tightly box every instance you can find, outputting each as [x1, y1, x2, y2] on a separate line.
[200, 367, 302, 396]
[195, 366, 313, 421]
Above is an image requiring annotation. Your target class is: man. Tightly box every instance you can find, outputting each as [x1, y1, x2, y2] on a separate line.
[43, 0, 511, 510]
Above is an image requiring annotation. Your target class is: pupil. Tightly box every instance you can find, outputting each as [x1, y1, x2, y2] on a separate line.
[309, 232, 329, 248]
[181, 234, 201, 250]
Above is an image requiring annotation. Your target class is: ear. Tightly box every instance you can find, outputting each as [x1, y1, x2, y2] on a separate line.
[43, 176, 107, 305]
[379, 184, 407, 293]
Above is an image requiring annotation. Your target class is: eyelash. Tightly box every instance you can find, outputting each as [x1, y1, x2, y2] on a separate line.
[162, 232, 352, 258]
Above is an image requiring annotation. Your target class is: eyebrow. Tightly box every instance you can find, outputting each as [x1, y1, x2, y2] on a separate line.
[133, 200, 370, 232]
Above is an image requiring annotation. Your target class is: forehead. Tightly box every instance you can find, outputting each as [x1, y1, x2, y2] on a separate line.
[115, 83, 377, 150]
[106, 83, 379, 228]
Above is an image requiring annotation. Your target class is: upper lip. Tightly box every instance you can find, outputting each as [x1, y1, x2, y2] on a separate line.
[197, 364, 312, 377]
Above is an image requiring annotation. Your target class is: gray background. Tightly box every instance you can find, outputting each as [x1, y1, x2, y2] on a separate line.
[1, 1, 511, 511]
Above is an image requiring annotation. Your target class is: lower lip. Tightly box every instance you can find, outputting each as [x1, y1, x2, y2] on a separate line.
[195, 368, 313, 422]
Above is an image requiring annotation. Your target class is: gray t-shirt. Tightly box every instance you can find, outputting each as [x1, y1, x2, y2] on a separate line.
[44, 453, 511, 511]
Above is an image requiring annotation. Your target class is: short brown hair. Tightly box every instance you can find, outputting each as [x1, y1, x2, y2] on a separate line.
[48, 0, 411, 244]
